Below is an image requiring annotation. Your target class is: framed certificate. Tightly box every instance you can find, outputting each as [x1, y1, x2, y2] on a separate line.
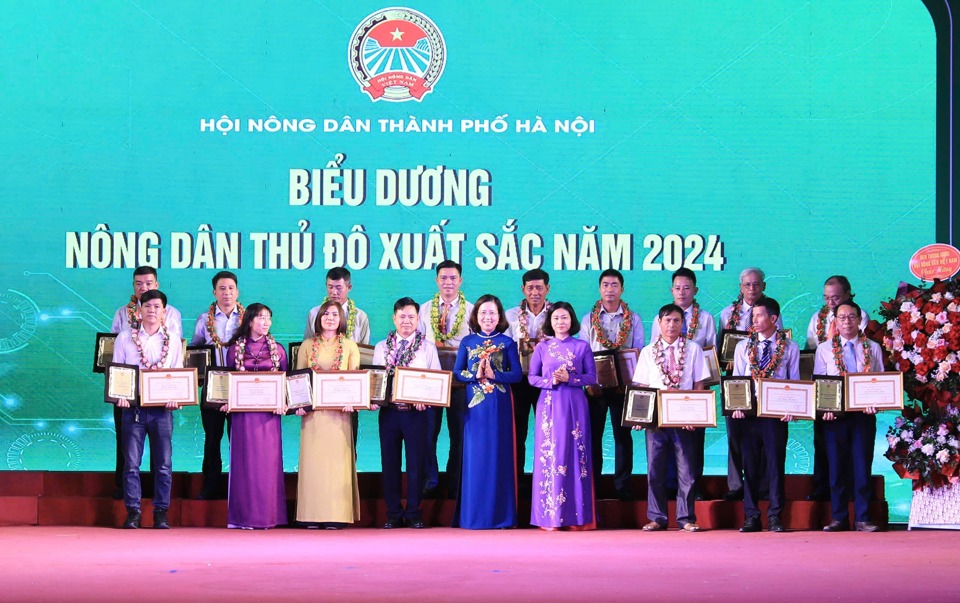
[140, 368, 199, 408]
[721, 376, 755, 417]
[363, 366, 390, 402]
[357, 343, 376, 367]
[104, 362, 139, 405]
[757, 378, 816, 420]
[93, 332, 118, 374]
[393, 367, 452, 407]
[185, 345, 215, 385]
[813, 374, 844, 418]
[615, 348, 640, 386]
[658, 390, 717, 428]
[437, 348, 458, 372]
[285, 368, 314, 413]
[701, 346, 721, 387]
[314, 370, 371, 410]
[518, 337, 544, 374]
[593, 351, 619, 388]
[228, 371, 285, 412]
[799, 350, 816, 381]
[205, 369, 231, 407]
[287, 342, 303, 370]
[845, 372, 904, 411]
[620, 386, 659, 428]
[719, 330, 749, 364]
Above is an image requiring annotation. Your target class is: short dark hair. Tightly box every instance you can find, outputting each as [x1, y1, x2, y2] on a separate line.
[754, 296, 781, 318]
[522, 269, 550, 286]
[139, 289, 166, 307]
[825, 275, 854, 298]
[672, 267, 697, 286]
[229, 302, 271, 346]
[658, 303, 684, 320]
[393, 297, 420, 314]
[435, 260, 462, 276]
[327, 267, 352, 283]
[835, 300, 862, 320]
[133, 266, 158, 279]
[468, 294, 509, 333]
[542, 301, 580, 337]
[313, 300, 347, 336]
[598, 268, 624, 286]
[211, 270, 238, 289]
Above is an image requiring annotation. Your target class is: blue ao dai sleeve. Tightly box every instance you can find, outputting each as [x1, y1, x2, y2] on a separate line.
[454, 339, 474, 384]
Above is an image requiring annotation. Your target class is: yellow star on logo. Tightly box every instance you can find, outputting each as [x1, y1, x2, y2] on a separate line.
[390, 27, 404, 41]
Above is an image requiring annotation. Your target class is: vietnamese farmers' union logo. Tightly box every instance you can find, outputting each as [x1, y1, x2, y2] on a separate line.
[348, 7, 446, 102]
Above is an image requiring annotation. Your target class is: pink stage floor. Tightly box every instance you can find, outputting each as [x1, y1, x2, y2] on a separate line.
[1, 526, 956, 602]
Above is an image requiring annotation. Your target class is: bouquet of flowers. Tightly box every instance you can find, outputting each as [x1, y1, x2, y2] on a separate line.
[885, 405, 960, 489]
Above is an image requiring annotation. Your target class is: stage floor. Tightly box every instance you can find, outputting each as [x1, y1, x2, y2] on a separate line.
[1, 526, 955, 602]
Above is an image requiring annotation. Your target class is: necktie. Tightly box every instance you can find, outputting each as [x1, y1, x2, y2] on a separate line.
[666, 345, 677, 374]
[439, 302, 449, 335]
[395, 339, 408, 366]
[843, 340, 858, 373]
[759, 340, 771, 369]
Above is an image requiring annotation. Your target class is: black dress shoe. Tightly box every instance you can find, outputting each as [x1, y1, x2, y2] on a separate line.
[383, 518, 405, 529]
[739, 516, 761, 533]
[122, 509, 141, 529]
[822, 520, 849, 532]
[724, 488, 744, 501]
[408, 520, 427, 529]
[855, 521, 880, 532]
[768, 517, 785, 532]
[153, 508, 170, 529]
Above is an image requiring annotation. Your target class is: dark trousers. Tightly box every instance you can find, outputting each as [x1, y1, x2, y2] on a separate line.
[725, 415, 744, 492]
[511, 380, 539, 477]
[425, 387, 465, 495]
[810, 420, 830, 498]
[646, 427, 701, 526]
[114, 405, 124, 488]
[589, 388, 633, 494]
[121, 407, 173, 511]
[200, 406, 230, 492]
[740, 417, 787, 520]
[824, 414, 876, 523]
[379, 406, 429, 521]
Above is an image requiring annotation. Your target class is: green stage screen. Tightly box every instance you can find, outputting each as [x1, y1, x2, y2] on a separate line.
[0, 1, 939, 522]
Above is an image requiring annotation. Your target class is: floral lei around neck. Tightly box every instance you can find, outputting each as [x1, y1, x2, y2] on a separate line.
[234, 334, 280, 371]
[815, 305, 831, 343]
[384, 330, 424, 373]
[746, 330, 787, 379]
[831, 334, 872, 374]
[590, 300, 632, 350]
[517, 299, 550, 339]
[324, 297, 356, 338]
[310, 333, 344, 371]
[725, 294, 746, 330]
[684, 302, 701, 340]
[131, 324, 170, 369]
[207, 302, 244, 347]
[126, 295, 140, 330]
[430, 291, 466, 343]
[654, 336, 686, 388]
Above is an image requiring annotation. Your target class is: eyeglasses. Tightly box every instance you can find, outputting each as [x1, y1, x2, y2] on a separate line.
[741, 282, 763, 289]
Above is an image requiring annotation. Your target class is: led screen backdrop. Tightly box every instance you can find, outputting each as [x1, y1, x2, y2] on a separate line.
[0, 1, 946, 521]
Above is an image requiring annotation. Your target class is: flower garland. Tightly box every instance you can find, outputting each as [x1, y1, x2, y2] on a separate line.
[830, 334, 872, 374]
[430, 291, 466, 344]
[234, 334, 280, 371]
[384, 330, 424, 373]
[126, 295, 140, 330]
[590, 300, 632, 350]
[885, 405, 960, 490]
[725, 294, 745, 330]
[746, 331, 787, 379]
[685, 302, 701, 340]
[653, 336, 686, 388]
[324, 297, 357, 338]
[814, 305, 831, 344]
[310, 333, 344, 372]
[517, 299, 550, 339]
[131, 325, 170, 369]
[206, 302, 244, 347]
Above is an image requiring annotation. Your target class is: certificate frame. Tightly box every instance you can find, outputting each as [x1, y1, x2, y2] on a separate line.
[285, 368, 314, 414]
[615, 348, 640, 387]
[204, 369, 231, 408]
[437, 348, 458, 372]
[844, 371, 905, 412]
[757, 378, 816, 420]
[593, 350, 619, 388]
[620, 385, 659, 428]
[104, 362, 139, 405]
[518, 337, 544, 374]
[799, 350, 816, 381]
[812, 374, 844, 418]
[314, 370, 372, 410]
[357, 343, 376, 368]
[140, 368, 199, 408]
[360, 365, 390, 402]
[185, 344, 215, 385]
[228, 371, 285, 413]
[658, 390, 718, 428]
[720, 376, 755, 417]
[719, 330, 749, 364]
[93, 332, 118, 374]
[701, 346, 722, 387]
[392, 366, 452, 407]
[287, 342, 303, 371]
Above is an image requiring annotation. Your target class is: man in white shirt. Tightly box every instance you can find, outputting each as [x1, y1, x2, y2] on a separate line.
[418, 260, 473, 497]
[303, 267, 371, 344]
[373, 297, 441, 528]
[813, 301, 883, 532]
[632, 304, 710, 532]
